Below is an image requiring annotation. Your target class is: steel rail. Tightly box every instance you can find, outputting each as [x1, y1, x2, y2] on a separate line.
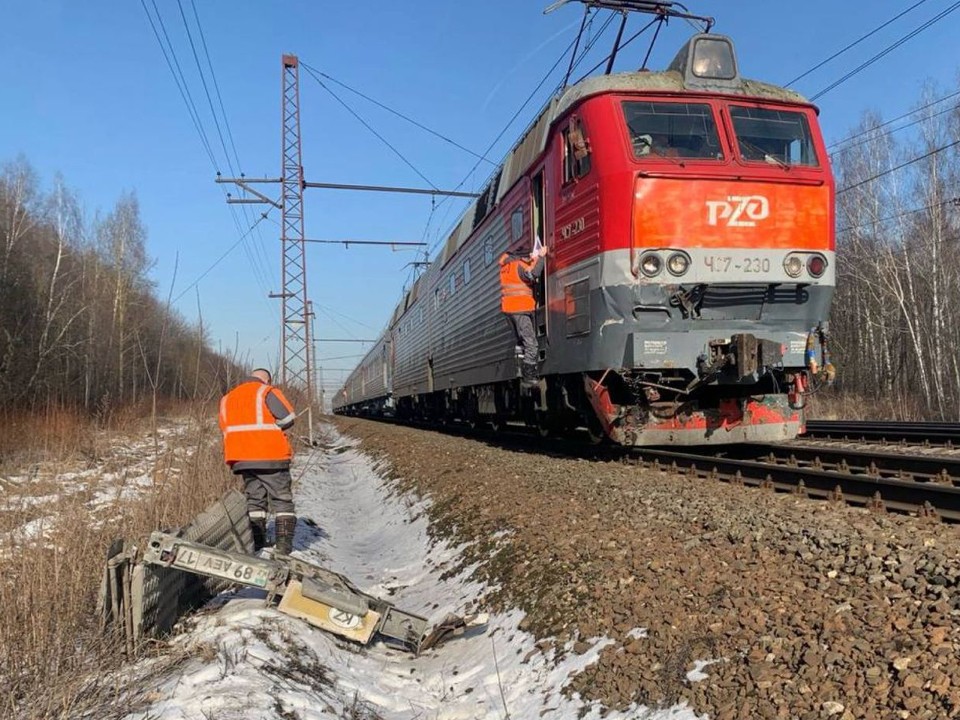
[629, 447, 960, 521]
[803, 420, 960, 446]
[729, 442, 960, 483]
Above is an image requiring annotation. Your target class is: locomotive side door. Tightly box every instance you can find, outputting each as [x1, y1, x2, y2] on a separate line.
[530, 167, 548, 361]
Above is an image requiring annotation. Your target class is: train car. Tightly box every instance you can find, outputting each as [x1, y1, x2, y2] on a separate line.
[334, 334, 393, 416]
[334, 18, 835, 446]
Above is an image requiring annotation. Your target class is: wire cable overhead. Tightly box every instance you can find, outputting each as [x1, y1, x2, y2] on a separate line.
[783, 0, 930, 88]
[810, 0, 960, 101]
[837, 137, 960, 195]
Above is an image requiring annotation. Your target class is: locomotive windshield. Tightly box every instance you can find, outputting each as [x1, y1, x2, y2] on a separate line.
[622, 101, 723, 160]
[729, 106, 820, 167]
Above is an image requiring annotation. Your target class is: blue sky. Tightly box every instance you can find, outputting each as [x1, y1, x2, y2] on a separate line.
[2, 1, 958, 390]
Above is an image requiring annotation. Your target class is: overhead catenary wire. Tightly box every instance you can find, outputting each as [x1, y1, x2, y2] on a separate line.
[300, 62, 496, 167]
[837, 196, 960, 234]
[783, 0, 930, 88]
[401, 13, 618, 258]
[141, 1, 279, 335]
[836, 137, 960, 195]
[189, 0, 243, 174]
[829, 97, 960, 157]
[571, 14, 661, 85]
[316, 353, 366, 362]
[424, 8, 623, 257]
[140, 0, 217, 168]
[425, 14, 619, 259]
[828, 87, 960, 152]
[189, 0, 278, 289]
[173, 212, 272, 303]
[317, 305, 377, 331]
[317, 307, 362, 342]
[295, 57, 509, 273]
[178, 0, 276, 297]
[809, 1, 960, 101]
[301, 64, 439, 190]
[176, 0, 236, 176]
[423, 29, 590, 258]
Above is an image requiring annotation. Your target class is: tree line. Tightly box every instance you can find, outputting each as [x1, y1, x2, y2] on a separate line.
[831, 86, 960, 420]
[7, 80, 960, 423]
[0, 156, 244, 413]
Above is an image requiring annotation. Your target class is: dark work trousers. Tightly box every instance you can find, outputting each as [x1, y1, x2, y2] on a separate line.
[509, 313, 538, 366]
[241, 469, 296, 518]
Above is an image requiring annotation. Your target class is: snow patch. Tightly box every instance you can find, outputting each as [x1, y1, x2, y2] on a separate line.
[687, 658, 723, 683]
[121, 424, 704, 720]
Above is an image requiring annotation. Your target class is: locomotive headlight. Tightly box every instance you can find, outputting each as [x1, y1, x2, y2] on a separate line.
[639, 252, 663, 277]
[807, 254, 827, 278]
[666, 251, 690, 276]
[783, 254, 803, 278]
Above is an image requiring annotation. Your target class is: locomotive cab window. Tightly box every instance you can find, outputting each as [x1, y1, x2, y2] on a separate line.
[729, 106, 819, 167]
[562, 116, 591, 183]
[622, 101, 723, 160]
[623, 100, 723, 160]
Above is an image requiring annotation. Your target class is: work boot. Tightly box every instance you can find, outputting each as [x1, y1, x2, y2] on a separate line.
[275, 514, 297, 555]
[521, 363, 539, 388]
[249, 516, 267, 552]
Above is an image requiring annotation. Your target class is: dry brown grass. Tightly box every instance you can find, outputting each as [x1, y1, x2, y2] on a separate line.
[0, 406, 95, 471]
[804, 389, 929, 421]
[0, 401, 240, 719]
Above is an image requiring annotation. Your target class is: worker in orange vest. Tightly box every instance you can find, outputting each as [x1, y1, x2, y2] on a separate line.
[499, 243, 547, 386]
[219, 368, 298, 554]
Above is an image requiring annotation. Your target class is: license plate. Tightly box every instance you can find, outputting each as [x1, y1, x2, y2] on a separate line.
[172, 547, 270, 587]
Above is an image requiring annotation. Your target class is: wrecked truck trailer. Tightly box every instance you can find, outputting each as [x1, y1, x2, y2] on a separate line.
[100, 490, 480, 655]
[141, 531, 473, 653]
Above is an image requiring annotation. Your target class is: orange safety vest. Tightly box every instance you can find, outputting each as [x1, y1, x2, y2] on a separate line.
[499, 254, 536, 314]
[218, 381, 294, 465]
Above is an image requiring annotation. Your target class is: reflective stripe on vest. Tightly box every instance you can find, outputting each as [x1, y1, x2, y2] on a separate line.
[499, 258, 535, 313]
[220, 382, 292, 464]
[224, 384, 272, 432]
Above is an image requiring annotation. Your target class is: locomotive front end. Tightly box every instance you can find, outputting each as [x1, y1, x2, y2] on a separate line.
[573, 35, 835, 445]
[621, 170, 834, 444]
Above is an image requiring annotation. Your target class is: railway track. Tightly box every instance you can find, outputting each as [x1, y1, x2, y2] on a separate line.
[336, 415, 960, 522]
[803, 419, 960, 446]
[626, 442, 960, 522]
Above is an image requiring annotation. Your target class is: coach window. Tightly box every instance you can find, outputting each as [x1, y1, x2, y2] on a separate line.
[562, 115, 592, 183]
[483, 235, 495, 266]
[622, 101, 723, 160]
[510, 208, 523, 243]
[463, 258, 472, 284]
[449, 275, 456, 294]
[434, 288, 440, 310]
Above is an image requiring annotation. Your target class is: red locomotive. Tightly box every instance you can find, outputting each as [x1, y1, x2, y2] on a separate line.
[334, 1, 835, 446]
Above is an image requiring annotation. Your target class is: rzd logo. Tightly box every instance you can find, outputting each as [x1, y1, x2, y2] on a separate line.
[705, 195, 770, 227]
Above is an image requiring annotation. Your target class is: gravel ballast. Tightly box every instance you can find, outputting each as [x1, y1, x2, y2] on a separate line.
[334, 417, 960, 719]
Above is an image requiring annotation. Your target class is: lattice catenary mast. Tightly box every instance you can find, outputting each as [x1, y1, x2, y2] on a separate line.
[278, 54, 312, 404]
[215, 54, 472, 429]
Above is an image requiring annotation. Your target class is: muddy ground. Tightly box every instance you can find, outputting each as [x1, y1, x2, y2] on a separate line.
[333, 417, 960, 720]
